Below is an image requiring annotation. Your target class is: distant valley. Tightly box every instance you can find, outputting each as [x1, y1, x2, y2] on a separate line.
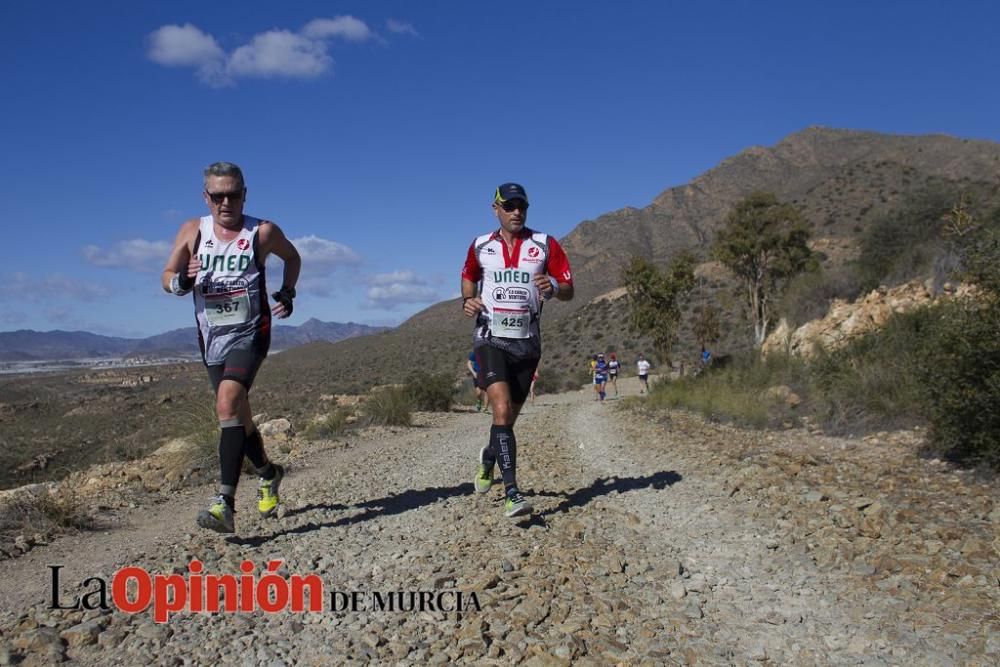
[0, 318, 390, 362]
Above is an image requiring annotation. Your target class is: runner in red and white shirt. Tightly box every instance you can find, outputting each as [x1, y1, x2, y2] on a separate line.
[461, 182, 574, 518]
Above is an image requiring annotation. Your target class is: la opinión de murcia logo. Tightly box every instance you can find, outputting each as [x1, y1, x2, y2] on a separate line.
[49, 561, 482, 624]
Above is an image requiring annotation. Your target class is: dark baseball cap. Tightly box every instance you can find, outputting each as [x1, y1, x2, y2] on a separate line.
[494, 182, 528, 204]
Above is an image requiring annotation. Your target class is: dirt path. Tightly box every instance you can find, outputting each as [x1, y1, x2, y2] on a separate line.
[1, 377, 997, 665]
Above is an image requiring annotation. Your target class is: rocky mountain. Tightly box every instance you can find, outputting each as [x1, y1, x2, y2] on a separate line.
[266, 127, 1000, 396]
[0, 319, 389, 361]
[560, 127, 1000, 304]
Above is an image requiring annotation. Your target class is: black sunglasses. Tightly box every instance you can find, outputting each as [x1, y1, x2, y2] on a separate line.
[205, 189, 245, 205]
[499, 199, 528, 212]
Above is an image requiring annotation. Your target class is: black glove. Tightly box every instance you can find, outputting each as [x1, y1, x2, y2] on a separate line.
[271, 286, 295, 316]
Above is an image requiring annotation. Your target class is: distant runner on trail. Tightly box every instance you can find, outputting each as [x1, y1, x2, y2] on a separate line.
[467, 350, 489, 413]
[593, 352, 609, 401]
[607, 352, 620, 396]
[637, 353, 652, 394]
[161, 161, 301, 534]
[462, 182, 574, 518]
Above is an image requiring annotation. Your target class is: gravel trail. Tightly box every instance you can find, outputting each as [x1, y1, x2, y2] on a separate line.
[1, 377, 996, 665]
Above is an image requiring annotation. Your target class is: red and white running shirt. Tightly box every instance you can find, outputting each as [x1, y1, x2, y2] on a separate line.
[461, 227, 572, 358]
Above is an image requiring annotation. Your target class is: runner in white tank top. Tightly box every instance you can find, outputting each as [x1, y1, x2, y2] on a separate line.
[191, 214, 271, 364]
[162, 162, 301, 534]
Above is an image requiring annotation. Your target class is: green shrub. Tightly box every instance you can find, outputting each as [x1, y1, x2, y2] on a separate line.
[808, 307, 935, 433]
[915, 300, 1000, 468]
[648, 375, 768, 429]
[779, 268, 863, 327]
[404, 371, 456, 412]
[647, 352, 808, 429]
[303, 408, 351, 440]
[792, 297, 999, 469]
[361, 386, 412, 427]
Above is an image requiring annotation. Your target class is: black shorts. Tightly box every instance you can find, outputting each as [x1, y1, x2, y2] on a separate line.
[474, 345, 539, 405]
[206, 348, 265, 393]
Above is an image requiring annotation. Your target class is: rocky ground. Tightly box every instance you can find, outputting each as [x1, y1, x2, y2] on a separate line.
[0, 376, 997, 666]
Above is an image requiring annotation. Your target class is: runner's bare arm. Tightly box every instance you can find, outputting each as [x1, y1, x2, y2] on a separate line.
[461, 278, 482, 317]
[161, 219, 201, 293]
[258, 222, 301, 318]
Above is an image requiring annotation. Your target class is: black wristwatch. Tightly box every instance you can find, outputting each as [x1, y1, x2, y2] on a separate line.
[280, 285, 296, 299]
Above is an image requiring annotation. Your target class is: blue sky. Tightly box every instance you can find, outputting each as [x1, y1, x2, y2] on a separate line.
[2, 1, 999, 338]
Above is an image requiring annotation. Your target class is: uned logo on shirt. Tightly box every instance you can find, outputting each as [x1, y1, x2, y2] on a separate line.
[237, 239, 250, 251]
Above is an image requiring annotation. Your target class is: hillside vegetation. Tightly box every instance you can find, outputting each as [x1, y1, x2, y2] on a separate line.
[650, 180, 1000, 470]
[4, 127, 1000, 488]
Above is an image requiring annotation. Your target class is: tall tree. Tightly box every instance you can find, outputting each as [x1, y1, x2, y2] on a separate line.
[712, 192, 815, 347]
[622, 252, 696, 366]
[691, 303, 721, 352]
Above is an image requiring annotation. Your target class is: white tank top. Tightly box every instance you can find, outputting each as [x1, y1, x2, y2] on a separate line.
[192, 215, 270, 364]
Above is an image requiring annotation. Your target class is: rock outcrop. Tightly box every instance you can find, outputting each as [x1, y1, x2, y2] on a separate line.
[762, 279, 976, 358]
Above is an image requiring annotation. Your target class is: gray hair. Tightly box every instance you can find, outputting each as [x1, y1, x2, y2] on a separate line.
[203, 162, 245, 189]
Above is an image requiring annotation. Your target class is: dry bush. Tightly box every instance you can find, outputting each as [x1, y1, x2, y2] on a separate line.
[0, 489, 97, 544]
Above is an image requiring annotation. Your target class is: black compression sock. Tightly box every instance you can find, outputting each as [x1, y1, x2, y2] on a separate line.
[244, 429, 273, 478]
[219, 425, 245, 489]
[491, 425, 517, 493]
[482, 439, 496, 468]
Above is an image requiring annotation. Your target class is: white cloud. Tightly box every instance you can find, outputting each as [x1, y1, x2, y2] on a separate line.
[386, 19, 419, 37]
[264, 235, 362, 297]
[364, 270, 439, 309]
[303, 16, 373, 42]
[366, 283, 439, 308]
[229, 30, 331, 79]
[147, 24, 225, 66]
[0, 272, 110, 303]
[146, 24, 228, 85]
[82, 239, 171, 273]
[147, 16, 380, 85]
[293, 235, 362, 272]
[370, 270, 421, 286]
